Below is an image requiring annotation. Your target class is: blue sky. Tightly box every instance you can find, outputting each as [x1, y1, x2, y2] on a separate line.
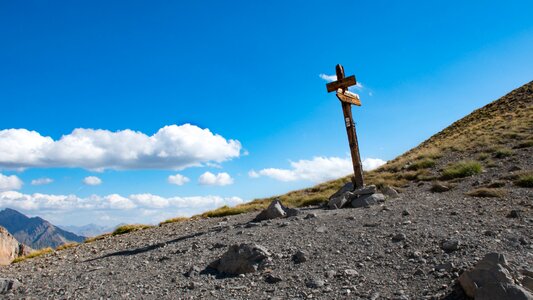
[0, 1, 532, 226]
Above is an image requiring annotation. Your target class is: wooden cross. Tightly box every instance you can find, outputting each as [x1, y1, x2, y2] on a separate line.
[326, 64, 365, 189]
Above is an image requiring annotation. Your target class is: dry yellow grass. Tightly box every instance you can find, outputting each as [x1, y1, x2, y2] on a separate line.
[56, 242, 79, 251]
[12, 247, 54, 263]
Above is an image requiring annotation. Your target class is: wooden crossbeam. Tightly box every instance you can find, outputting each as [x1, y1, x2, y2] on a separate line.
[326, 75, 356, 92]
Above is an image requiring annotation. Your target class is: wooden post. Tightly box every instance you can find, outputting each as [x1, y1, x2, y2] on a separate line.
[329, 64, 365, 189]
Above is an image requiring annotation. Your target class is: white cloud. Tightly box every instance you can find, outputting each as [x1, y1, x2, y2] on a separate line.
[248, 170, 260, 178]
[0, 173, 23, 191]
[251, 156, 387, 183]
[83, 176, 102, 186]
[31, 177, 54, 185]
[198, 172, 234, 186]
[0, 124, 242, 171]
[0, 191, 244, 223]
[319, 73, 338, 82]
[362, 158, 386, 171]
[167, 174, 190, 186]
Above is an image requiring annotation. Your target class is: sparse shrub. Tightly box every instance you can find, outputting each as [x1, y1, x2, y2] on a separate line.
[407, 158, 436, 171]
[112, 224, 152, 236]
[430, 181, 452, 193]
[56, 242, 79, 251]
[515, 173, 533, 188]
[12, 247, 54, 263]
[477, 153, 490, 161]
[485, 181, 506, 188]
[466, 188, 505, 198]
[159, 217, 190, 226]
[494, 148, 513, 158]
[441, 161, 482, 180]
[84, 233, 110, 243]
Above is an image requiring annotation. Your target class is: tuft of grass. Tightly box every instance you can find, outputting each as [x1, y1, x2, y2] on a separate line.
[159, 217, 190, 226]
[84, 233, 110, 243]
[485, 181, 506, 188]
[493, 148, 513, 158]
[441, 161, 483, 180]
[112, 224, 152, 236]
[407, 158, 436, 171]
[477, 153, 490, 161]
[56, 242, 79, 251]
[466, 188, 506, 198]
[12, 247, 54, 263]
[515, 172, 533, 188]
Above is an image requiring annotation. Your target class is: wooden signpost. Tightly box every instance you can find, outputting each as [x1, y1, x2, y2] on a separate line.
[326, 64, 365, 189]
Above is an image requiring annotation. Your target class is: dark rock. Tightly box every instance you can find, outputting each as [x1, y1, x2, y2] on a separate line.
[0, 278, 21, 294]
[475, 283, 532, 300]
[264, 274, 282, 284]
[328, 192, 352, 209]
[292, 250, 308, 264]
[352, 185, 377, 195]
[440, 239, 460, 252]
[343, 269, 358, 276]
[304, 213, 318, 219]
[402, 209, 411, 216]
[208, 244, 271, 275]
[305, 278, 324, 289]
[392, 233, 406, 242]
[507, 210, 522, 219]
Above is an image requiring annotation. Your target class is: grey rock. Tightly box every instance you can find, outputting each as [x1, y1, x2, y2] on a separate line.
[430, 182, 451, 193]
[402, 209, 411, 216]
[208, 244, 271, 275]
[343, 269, 359, 276]
[353, 185, 377, 195]
[476, 283, 533, 300]
[0, 278, 21, 294]
[328, 192, 352, 209]
[184, 265, 201, 278]
[329, 182, 354, 199]
[381, 186, 400, 198]
[305, 278, 324, 288]
[458, 252, 526, 298]
[304, 213, 318, 219]
[253, 200, 300, 222]
[351, 193, 385, 208]
[440, 239, 460, 252]
[292, 250, 308, 264]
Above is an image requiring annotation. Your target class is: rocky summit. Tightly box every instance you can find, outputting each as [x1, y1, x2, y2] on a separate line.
[0, 82, 531, 299]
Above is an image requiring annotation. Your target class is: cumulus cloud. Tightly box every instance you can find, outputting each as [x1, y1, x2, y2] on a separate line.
[0, 173, 23, 191]
[250, 156, 387, 183]
[0, 191, 244, 222]
[31, 177, 54, 185]
[83, 176, 102, 186]
[362, 158, 387, 171]
[0, 124, 242, 171]
[167, 174, 190, 186]
[198, 172, 234, 186]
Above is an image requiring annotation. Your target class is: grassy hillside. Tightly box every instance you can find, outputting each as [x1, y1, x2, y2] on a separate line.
[195, 81, 533, 219]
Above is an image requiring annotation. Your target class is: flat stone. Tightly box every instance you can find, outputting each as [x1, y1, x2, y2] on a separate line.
[352, 185, 377, 195]
[441, 239, 460, 252]
[351, 193, 384, 208]
[381, 186, 400, 198]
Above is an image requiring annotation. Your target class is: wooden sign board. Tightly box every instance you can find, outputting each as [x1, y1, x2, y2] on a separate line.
[336, 89, 361, 106]
[326, 75, 356, 92]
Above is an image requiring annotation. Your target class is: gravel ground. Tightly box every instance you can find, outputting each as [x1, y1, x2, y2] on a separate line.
[1, 147, 532, 299]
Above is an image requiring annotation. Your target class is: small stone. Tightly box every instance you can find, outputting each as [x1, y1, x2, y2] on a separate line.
[343, 269, 359, 276]
[402, 209, 411, 216]
[292, 250, 308, 264]
[381, 186, 400, 198]
[184, 265, 201, 278]
[435, 262, 454, 272]
[484, 230, 497, 237]
[264, 274, 282, 284]
[440, 239, 460, 252]
[0, 278, 21, 294]
[392, 233, 406, 242]
[324, 270, 336, 278]
[430, 182, 450, 193]
[305, 278, 324, 289]
[507, 210, 522, 219]
[315, 226, 327, 233]
[305, 213, 318, 219]
[414, 269, 425, 276]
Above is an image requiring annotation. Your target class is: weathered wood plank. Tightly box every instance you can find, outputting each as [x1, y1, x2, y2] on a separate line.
[326, 75, 356, 92]
[336, 89, 361, 106]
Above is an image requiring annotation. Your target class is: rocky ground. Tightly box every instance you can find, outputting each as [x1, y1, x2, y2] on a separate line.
[1, 161, 531, 299]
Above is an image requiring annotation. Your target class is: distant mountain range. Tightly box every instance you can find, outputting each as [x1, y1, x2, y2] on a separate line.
[59, 223, 122, 237]
[0, 208, 86, 249]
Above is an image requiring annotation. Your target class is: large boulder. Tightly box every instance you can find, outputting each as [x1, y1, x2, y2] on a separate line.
[209, 244, 271, 275]
[459, 252, 533, 299]
[253, 200, 299, 222]
[0, 226, 30, 265]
